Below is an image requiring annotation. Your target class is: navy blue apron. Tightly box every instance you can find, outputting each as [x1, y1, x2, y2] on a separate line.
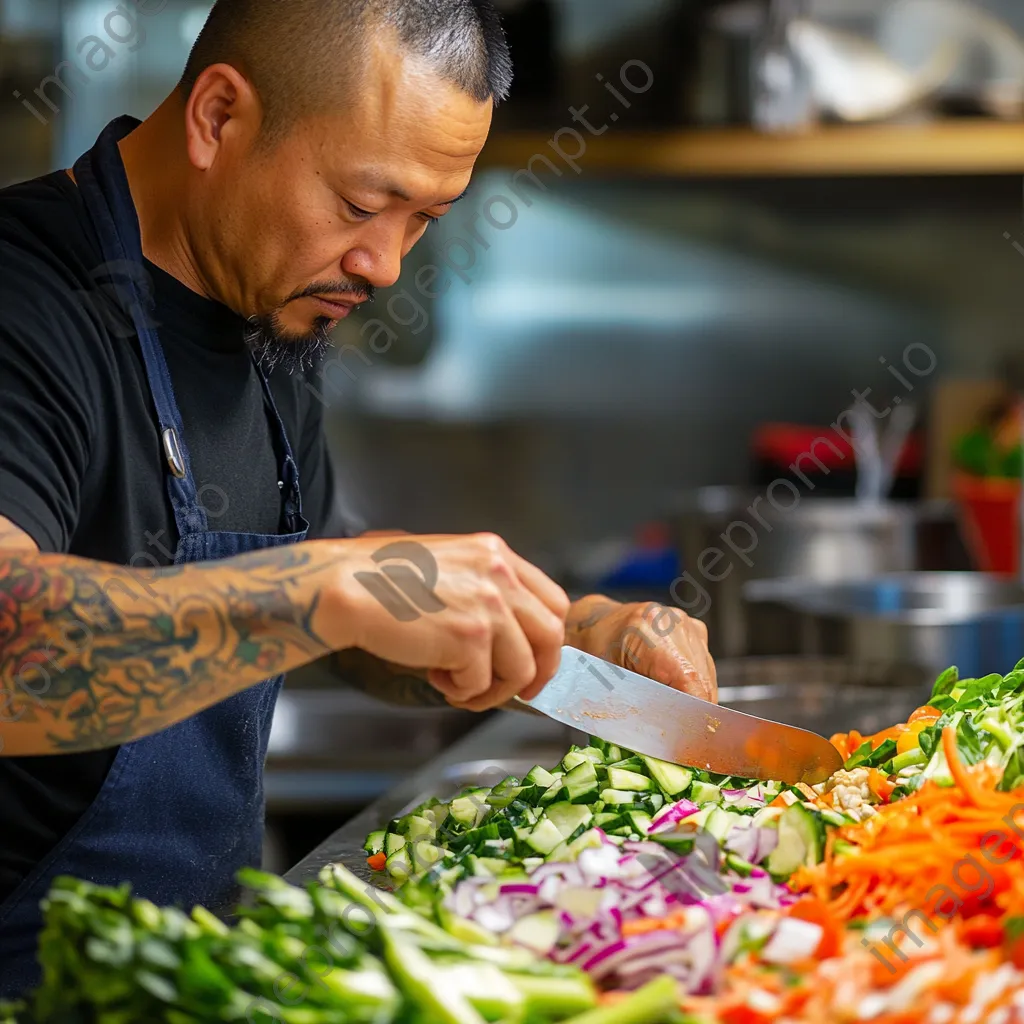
[0, 116, 309, 997]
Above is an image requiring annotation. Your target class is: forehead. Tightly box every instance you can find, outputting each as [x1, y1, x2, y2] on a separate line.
[298, 51, 493, 205]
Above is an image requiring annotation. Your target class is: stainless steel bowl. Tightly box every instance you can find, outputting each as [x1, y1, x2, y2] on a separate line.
[743, 573, 1024, 678]
[669, 488, 961, 658]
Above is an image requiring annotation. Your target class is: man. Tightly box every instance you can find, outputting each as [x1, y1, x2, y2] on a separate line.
[0, 0, 715, 993]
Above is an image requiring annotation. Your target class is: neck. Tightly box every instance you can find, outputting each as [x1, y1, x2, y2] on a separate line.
[118, 95, 211, 299]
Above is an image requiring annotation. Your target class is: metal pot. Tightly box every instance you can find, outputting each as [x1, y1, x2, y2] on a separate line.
[669, 487, 960, 658]
[743, 572, 1024, 678]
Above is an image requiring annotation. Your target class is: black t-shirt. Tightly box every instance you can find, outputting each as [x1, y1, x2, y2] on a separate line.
[0, 170, 344, 902]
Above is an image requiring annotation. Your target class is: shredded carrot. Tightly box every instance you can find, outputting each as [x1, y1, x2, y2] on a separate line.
[791, 726, 1024, 924]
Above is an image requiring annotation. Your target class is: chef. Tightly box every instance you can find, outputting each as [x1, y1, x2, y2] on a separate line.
[0, 0, 716, 994]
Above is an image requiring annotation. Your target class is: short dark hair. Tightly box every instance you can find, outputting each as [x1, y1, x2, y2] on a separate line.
[179, 0, 512, 140]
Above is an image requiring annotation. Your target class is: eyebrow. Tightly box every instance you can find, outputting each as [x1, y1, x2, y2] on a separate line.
[357, 176, 469, 208]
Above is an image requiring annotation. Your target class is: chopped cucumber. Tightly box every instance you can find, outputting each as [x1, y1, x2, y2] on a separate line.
[364, 830, 386, 856]
[626, 810, 653, 836]
[402, 815, 436, 841]
[539, 780, 565, 805]
[725, 852, 756, 877]
[649, 825, 697, 854]
[524, 765, 556, 789]
[563, 760, 600, 804]
[766, 804, 825, 879]
[524, 818, 564, 856]
[750, 806, 786, 828]
[704, 807, 744, 841]
[639, 756, 694, 797]
[606, 767, 655, 792]
[546, 802, 593, 839]
[385, 832, 406, 856]
[561, 750, 590, 772]
[385, 848, 412, 881]
[548, 827, 607, 863]
[449, 795, 488, 828]
[599, 788, 642, 806]
[690, 780, 722, 804]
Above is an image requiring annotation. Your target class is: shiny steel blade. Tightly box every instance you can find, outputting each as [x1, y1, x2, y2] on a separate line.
[522, 647, 844, 785]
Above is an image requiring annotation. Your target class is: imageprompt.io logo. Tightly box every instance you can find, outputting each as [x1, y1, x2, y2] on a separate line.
[355, 541, 448, 622]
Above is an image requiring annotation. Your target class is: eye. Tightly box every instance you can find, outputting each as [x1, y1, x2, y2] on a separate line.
[345, 200, 376, 220]
[420, 213, 441, 226]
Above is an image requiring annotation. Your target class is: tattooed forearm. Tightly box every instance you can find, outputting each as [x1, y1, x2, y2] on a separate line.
[331, 648, 452, 708]
[0, 547, 335, 755]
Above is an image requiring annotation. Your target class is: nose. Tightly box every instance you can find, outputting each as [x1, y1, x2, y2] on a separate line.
[341, 221, 404, 290]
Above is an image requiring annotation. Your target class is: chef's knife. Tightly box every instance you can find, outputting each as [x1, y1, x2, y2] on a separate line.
[516, 647, 844, 786]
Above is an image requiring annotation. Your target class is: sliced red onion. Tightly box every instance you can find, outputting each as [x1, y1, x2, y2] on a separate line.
[722, 785, 766, 808]
[498, 883, 540, 897]
[648, 798, 700, 834]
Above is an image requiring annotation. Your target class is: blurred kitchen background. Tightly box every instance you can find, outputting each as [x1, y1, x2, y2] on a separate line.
[7, 0, 1024, 869]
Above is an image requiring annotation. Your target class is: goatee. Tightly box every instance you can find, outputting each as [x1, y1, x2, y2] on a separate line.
[244, 313, 333, 375]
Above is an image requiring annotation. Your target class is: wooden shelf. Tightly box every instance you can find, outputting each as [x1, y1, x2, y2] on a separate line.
[478, 122, 1024, 178]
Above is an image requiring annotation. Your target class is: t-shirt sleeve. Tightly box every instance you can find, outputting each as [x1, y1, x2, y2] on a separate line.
[0, 253, 98, 553]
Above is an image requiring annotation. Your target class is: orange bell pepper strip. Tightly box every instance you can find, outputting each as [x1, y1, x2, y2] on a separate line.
[867, 768, 896, 803]
[366, 852, 387, 872]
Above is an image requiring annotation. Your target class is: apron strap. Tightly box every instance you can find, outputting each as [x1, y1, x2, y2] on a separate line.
[72, 116, 211, 537]
[255, 370, 304, 531]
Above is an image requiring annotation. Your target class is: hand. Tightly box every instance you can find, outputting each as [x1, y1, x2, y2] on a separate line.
[566, 595, 717, 703]
[318, 533, 570, 711]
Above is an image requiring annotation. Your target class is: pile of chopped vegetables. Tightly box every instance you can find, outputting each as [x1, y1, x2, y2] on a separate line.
[368, 659, 1024, 1022]
[1, 863, 685, 1024]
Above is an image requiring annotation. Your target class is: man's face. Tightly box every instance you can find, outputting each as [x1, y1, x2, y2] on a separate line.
[192, 39, 492, 368]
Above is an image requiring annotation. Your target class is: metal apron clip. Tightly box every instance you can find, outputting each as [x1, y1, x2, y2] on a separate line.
[161, 427, 186, 479]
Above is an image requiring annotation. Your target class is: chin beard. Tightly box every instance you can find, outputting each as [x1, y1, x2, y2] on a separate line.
[243, 312, 333, 375]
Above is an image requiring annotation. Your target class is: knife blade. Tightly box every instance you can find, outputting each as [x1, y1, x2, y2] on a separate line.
[519, 647, 844, 785]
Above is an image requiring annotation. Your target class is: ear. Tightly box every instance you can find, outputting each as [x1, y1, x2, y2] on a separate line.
[183, 63, 263, 171]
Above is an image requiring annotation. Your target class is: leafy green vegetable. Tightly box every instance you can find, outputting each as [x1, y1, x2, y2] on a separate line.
[22, 866, 598, 1024]
[844, 738, 898, 771]
[931, 666, 960, 698]
[998, 746, 1024, 793]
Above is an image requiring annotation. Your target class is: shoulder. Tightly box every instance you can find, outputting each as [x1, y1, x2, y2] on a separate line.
[0, 172, 106, 331]
[0, 175, 116, 399]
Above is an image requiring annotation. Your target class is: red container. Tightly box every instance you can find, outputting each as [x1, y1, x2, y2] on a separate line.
[953, 473, 1020, 576]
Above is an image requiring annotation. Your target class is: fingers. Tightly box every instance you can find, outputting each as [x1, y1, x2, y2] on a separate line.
[510, 550, 571, 621]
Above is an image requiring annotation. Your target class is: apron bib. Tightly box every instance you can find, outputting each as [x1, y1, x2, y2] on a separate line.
[0, 116, 309, 997]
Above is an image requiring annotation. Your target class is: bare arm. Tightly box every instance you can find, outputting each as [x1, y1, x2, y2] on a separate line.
[0, 516, 336, 755]
[0, 522, 571, 753]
